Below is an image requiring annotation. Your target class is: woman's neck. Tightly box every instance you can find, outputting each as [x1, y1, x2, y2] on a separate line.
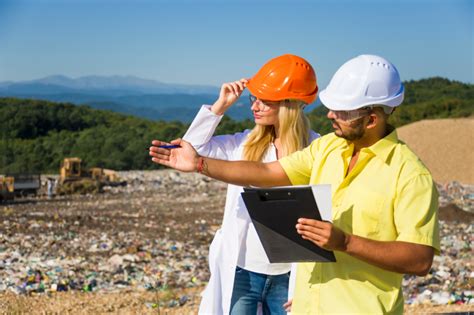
[273, 137, 283, 159]
[273, 124, 280, 140]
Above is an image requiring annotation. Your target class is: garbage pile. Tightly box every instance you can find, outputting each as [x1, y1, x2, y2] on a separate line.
[0, 170, 225, 305]
[0, 172, 472, 308]
[403, 181, 473, 306]
[437, 181, 474, 213]
[0, 232, 209, 295]
[403, 221, 473, 306]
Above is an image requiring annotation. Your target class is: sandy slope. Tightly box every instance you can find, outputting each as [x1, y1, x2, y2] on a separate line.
[397, 117, 474, 184]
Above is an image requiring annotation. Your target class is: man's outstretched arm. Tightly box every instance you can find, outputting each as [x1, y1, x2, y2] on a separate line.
[149, 138, 291, 187]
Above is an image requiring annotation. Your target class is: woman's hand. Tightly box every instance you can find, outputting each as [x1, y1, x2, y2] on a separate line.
[211, 78, 248, 115]
[149, 139, 200, 172]
[283, 299, 292, 312]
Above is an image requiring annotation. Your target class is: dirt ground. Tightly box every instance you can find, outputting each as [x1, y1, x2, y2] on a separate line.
[1, 290, 473, 314]
[397, 117, 474, 184]
[0, 171, 227, 314]
[1, 171, 472, 314]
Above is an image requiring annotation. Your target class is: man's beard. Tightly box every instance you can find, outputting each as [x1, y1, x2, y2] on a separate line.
[332, 119, 365, 141]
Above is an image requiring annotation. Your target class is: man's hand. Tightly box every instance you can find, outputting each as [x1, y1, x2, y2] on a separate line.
[296, 218, 348, 251]
[211, 78, 248, 115]
[283, 299, 292, 312]
[149, 139, 199, 172]
[296, 218, 435, 275]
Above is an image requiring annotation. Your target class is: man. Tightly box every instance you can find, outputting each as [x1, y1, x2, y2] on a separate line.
[150, 54, 439, 314]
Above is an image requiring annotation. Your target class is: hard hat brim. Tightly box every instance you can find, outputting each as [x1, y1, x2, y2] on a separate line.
[247, 80, 317, 104]
[320, 85, 404, 111]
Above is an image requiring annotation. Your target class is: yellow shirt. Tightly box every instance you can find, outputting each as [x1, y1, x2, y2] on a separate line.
[279, 130, 440, 314]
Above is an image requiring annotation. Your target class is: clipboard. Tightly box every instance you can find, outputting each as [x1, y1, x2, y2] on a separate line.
[241, 185, 336, 263]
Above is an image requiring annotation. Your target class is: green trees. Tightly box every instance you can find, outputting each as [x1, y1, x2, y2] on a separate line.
[0, 77, 472, 173]
[0, 98, 188, 173]
[308, 77, 473, 135]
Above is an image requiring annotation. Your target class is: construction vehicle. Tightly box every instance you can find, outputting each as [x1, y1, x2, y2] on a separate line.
[6, 173, 41, 197]
[57, 158, 126, 194]
[0, 176, 15, 201]
[60, 157, 83, 183]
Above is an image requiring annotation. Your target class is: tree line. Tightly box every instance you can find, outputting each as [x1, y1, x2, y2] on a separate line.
[1, 77, 472, 174]
[307, 77, 473, 135]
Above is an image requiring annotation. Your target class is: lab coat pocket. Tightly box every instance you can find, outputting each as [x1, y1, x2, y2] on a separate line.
[352, 190, 385, 237]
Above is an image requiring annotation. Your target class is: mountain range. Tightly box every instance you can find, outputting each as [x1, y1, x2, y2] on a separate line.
[0, 75, 220, 95]
[0, 75, 259, 122]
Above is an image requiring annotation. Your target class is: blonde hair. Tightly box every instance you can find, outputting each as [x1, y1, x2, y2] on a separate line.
[243, 100, 311, 161]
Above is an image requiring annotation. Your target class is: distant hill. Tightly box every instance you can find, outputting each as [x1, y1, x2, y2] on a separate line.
[0, 98, 253, 173]
[397, 117, 474, 184]
[0, 75, 289, 122]
[0, 75, 219, 95]
[0, 77, 472, 174]
[0, 75, 232, 122]
[1, 76, 471, 123]
[26, 93, 253, 122]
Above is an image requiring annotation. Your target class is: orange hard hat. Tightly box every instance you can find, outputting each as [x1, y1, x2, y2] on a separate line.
[246, 54, 318, 104]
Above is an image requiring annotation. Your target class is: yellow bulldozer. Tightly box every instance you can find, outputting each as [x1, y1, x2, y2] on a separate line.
[57, 158, 126, 195]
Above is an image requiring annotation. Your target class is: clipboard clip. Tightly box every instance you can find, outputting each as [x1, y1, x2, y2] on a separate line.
[258, 190, 296, 202]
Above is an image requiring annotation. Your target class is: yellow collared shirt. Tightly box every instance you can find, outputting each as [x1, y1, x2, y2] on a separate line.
[279, 130, 440, 314]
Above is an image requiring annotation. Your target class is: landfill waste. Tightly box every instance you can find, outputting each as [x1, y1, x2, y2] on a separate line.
[0, 171, 224, 304]
[437, 181, 474, 213]
[402, 182, 473, 307]
[0, 171, 472, 311]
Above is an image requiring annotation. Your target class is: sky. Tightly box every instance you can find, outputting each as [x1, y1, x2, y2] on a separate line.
[0, 0, 472, 88]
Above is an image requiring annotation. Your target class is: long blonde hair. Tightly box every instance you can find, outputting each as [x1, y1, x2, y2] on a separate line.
[243, 100, 311, 161]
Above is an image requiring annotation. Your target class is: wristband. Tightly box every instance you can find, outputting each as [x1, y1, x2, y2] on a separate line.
[196, 157, 205, 173]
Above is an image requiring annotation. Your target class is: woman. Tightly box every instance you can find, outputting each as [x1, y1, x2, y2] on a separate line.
[182, 54, 319, 315]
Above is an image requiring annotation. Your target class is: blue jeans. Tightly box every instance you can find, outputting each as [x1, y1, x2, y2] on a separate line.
[230, 267, 289, 315]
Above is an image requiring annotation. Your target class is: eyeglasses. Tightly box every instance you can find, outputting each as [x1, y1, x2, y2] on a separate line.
[249, 95, 280, 112]
[330, 107, 373, 123]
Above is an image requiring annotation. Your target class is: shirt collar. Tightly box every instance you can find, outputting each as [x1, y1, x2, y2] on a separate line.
[363, 127, 399, 163]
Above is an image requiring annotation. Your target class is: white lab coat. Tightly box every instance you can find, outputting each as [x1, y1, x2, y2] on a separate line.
[183, 105, 320, 315]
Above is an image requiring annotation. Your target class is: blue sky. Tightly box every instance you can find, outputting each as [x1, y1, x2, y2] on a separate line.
[0, 0, 472, 88]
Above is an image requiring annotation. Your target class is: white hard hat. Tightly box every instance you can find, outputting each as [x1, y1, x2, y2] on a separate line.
[319, 54, 404, 111]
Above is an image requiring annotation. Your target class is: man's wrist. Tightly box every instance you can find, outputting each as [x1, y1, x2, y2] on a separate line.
[343, 233, 353, 253]
[196, 156, 205, 173]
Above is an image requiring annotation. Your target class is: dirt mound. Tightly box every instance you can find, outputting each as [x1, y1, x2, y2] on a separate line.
[397, 117, 474, 184]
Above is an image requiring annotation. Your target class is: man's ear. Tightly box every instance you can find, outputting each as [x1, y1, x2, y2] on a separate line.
[366, 112, 378, 129]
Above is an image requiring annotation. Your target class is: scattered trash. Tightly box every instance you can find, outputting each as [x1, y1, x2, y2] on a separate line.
[403, 182, 473, 307]
[437, 181, 474, 212]
[0, 171, 472, 309]
[0, 171, 223, 300]
[145, 302, 158, 309]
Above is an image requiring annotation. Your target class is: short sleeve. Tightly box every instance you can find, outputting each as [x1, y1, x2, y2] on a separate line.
[279, 141, 318, 186]
[394, 173, 440, 253]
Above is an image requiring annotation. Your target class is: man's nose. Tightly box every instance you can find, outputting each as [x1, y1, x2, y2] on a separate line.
[327, 110, 336, 119]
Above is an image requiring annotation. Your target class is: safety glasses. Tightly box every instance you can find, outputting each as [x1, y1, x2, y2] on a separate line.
[330, 107, 373, 123]
[249, 95, 280, 112]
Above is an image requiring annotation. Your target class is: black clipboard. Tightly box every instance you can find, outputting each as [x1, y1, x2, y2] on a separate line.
[241, 186, 336, 263]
